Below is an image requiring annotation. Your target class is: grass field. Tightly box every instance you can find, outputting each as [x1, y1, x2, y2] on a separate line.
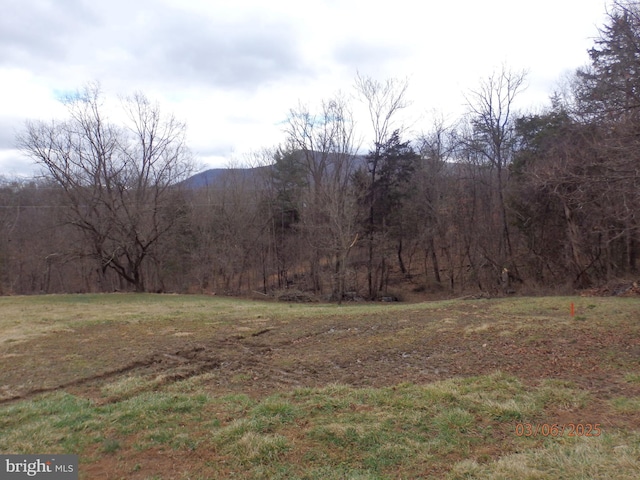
[1, 293, 639, 479]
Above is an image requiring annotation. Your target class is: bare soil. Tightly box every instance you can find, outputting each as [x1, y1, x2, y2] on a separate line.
[2, 304, 639, 412]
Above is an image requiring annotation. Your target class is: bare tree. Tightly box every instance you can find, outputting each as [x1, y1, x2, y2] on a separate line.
[414, 116, 457, 289]
[462, 67, 527, 274]
[17, 83, 193, 292]
[354, 73, 410, 149]
[284, 95, 360, 300]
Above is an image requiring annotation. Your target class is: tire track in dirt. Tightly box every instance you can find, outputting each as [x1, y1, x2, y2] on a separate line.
[0, 344, 222, 405]
[0, 323, 320, 405]
[0, 325, 310, 405]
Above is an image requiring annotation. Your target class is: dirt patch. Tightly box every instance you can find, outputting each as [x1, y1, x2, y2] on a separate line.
[3, 313, 640, 407]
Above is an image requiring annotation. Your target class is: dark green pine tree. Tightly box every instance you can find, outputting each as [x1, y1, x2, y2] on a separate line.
[360, 130, 419, 298]
[576, 1, 640, 120]
[368, 130, 418, 231]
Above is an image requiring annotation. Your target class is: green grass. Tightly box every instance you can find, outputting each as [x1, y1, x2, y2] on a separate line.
[624, 373, 640, 384]
[449, 432, 640, 479]
[0, 372, 633, 478]
[610, 396, 640, 414]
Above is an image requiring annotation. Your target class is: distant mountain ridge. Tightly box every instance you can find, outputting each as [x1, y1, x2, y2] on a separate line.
[180, 166, 271, 189]
[181, 151, 369, 190]
[181, 168, 227, 188]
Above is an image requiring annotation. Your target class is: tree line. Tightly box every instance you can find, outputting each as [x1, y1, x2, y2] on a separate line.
[1, 1, 639, 298]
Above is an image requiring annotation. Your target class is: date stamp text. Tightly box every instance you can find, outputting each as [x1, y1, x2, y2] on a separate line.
[515, 423, 602, 437]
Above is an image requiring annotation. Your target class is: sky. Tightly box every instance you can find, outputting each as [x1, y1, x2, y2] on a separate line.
[0, 0, 611, 177]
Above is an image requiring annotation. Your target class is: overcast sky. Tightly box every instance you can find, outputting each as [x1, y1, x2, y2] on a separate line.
[0, 0, 610, 177]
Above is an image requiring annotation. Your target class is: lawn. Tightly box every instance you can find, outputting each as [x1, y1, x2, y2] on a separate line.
[1, 294, 639, 478]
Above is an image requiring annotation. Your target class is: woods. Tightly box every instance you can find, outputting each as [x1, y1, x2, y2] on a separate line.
[2, 1, 639, 297]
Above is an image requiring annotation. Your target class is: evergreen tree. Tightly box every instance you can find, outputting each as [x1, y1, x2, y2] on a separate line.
[576, 1, 640, 120]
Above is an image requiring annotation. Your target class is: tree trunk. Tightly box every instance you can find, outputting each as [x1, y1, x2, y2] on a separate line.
[562, 201, 591, 287]
[397, 238, 407, 275]
[429, 237, 441, 285]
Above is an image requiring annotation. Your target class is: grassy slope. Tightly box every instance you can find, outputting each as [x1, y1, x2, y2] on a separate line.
[0, 294, 639, 479]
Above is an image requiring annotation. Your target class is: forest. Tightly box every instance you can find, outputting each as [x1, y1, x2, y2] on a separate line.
[1, 1, 639, 299]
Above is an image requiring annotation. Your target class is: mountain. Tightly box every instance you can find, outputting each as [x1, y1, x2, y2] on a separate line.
[180, 168, 227, 189]
[180, 152, 369, 190]
[180, 166, 271, 189]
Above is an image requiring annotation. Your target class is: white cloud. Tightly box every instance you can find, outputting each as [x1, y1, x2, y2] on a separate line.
[0, 0, 610, 176]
